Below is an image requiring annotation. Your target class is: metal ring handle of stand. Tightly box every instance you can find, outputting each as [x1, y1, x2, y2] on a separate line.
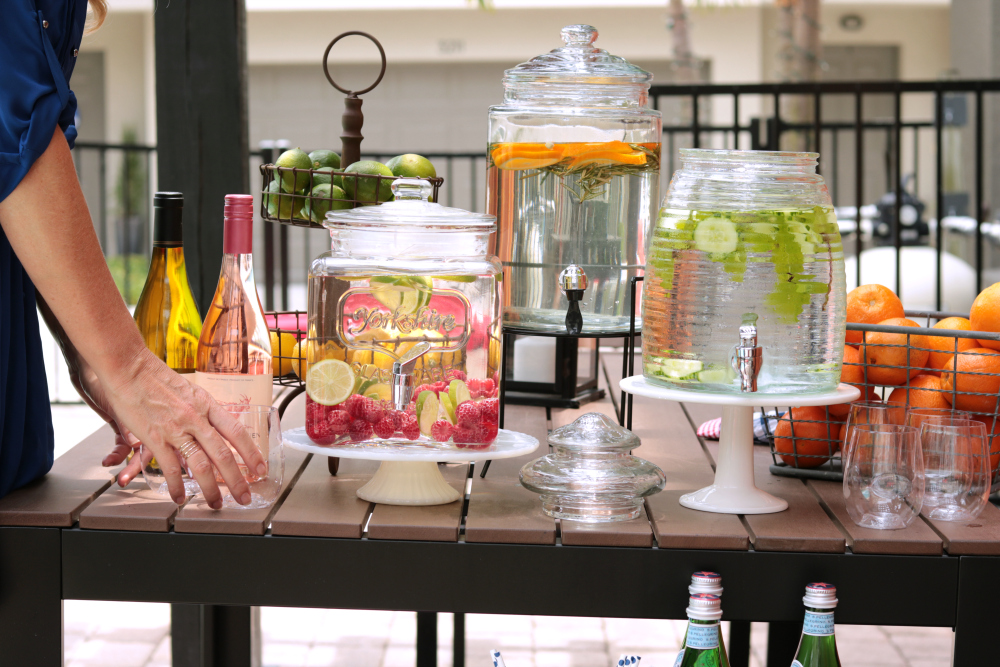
[322, 31, 387, 96]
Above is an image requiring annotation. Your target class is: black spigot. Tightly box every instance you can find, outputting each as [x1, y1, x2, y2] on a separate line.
[559, 265, 588, 335]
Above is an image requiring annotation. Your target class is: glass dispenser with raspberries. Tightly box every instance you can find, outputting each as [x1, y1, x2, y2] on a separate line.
[304, 178, 502, 449]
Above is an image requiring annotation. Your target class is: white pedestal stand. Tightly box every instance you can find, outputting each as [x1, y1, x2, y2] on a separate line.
[618, 377, 860, 514]
[283, 428, 539, 506]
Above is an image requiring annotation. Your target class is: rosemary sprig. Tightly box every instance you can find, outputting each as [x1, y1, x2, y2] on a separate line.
[539, 144, 661, 202]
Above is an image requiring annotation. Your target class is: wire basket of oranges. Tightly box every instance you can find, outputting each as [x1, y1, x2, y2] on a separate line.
[764, 283, 1000, 485]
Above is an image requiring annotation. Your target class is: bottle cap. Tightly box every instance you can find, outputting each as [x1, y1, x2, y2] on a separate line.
[223, 194, 254, 254]
[686, 593, 723, 621]
[153, 192, 184, 247]
[689, 571, 723, 596]
[803, 583, 838, 609]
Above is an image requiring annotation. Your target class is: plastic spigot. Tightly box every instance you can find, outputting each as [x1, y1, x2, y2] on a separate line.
[559, 265, 588, 335]
[390, 341, 432, 410]
[731, 313, 763, 393]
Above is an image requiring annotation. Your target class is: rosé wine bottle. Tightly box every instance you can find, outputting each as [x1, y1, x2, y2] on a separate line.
[196, 194, 273, 478]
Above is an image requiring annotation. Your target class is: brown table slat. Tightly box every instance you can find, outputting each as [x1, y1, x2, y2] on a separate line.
[924, 502, 1000, 556]
[0, 425, 116, 527]
[79, 479, 183, 532]
[173, 447, 310, 536]
[807, 480, 942, 556]
[270, 455, 376, 539]
[466, 405, 556, 545]
[726, 443, 845, 553]
[366, 463, 469, 542]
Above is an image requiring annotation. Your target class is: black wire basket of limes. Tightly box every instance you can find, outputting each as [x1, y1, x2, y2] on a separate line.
[259, 148, 444, 229]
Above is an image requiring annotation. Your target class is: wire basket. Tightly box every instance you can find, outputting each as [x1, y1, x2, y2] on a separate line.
[764, 310, 1000, 486]
[259, 164, 444, 229]
[266, 310, 468, 389]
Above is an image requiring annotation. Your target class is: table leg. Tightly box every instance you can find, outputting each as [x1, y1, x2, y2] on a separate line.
[953, 556, 996, 664]
[171, 604, 260, 667]
[728, 620, 751, 667]
[453, 612, 465, 667]
[0, 527, 62, 665]
[765, 621, 800, 667]
[416, 611, 437, 667]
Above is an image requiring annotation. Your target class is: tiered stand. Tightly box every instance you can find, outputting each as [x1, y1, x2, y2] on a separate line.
[619, 376, 860, 514]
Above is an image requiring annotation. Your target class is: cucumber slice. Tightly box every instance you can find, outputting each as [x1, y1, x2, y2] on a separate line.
[653, 359, 704, 379]
[696, 368, 735, 383]
[693, 217, 739, 254]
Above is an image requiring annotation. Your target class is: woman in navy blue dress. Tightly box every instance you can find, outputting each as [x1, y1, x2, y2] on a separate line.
[0, 1, 265, 508]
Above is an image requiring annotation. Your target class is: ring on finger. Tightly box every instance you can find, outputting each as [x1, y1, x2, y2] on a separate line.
[177, 439, 201, 460]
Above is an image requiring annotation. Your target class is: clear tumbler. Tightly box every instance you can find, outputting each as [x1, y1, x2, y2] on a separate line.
[843, 424, 924, 530]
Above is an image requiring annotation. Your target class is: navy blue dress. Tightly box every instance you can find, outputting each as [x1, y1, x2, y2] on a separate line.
[0, 1, 88, 497]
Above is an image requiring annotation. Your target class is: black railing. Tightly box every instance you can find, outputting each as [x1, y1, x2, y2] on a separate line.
[649, 79, 1000, 308]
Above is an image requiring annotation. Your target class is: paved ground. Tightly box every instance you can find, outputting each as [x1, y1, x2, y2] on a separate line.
[54, 406, 954, 667]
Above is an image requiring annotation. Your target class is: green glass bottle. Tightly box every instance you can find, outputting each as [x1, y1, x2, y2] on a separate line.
[676, 572, 729, 667]
[790, 583, 842, 667]
[678, 593, 730, 667]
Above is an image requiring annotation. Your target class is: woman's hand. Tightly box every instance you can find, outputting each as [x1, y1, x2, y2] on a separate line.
[0, 128, 268, 509]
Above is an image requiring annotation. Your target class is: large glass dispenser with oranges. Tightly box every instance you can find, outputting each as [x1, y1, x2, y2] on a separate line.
[304, 178, 502, 450]
[487, 24, 662, 334]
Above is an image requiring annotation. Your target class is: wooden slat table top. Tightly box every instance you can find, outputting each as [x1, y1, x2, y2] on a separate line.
[924, 502, 1000, 556]
[79, 479, 183, 533]
[270, 456, 376, 539]
[366, 463, 468, 542]
[0, 425, 116, 527]
[808, 480, 943, 556]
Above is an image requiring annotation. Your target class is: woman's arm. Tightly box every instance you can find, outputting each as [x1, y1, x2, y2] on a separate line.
[0, 127, 265, 508]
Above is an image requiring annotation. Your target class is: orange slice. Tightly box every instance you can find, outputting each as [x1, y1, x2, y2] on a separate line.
[566, 151, 647, 169]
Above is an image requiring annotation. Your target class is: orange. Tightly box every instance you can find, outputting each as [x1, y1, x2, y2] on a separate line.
[862, 318, 930, 386]
[845, 284, 904, 345]
[840, 345, 864, 385]
[941, 348, 1000, 413]
[886, 374, 951, 409]
[828, 384, 880, 419]
[970, 282, 1000, 350]
[972, 416, 1000, 476]
[773, 406, 838, 468]
[925, 317, 978, 375]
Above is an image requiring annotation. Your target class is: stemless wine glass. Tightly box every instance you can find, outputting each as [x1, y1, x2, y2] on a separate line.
[906, 407, 972, 431]
[141, 441, 201, 498]
[842, 401, 907, 455]
[843, 424, 924, 529]
[216, 405, 284, 510]
[919, 417, 989, 521]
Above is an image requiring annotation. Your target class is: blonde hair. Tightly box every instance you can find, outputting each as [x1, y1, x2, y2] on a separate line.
[86, 0, 107, 33]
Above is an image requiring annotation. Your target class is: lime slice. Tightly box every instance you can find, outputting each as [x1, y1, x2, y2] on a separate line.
[436, 275, 477, 283]
[365, 383, 391, 401]
[306, 359, 355, 406]
[369, 276, 433, 315]
[448, 379, 471, 408]
[439, 392, 456, 424]
[418, 393, 440, 436]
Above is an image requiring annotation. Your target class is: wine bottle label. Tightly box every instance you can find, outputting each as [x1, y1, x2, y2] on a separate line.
[802, 610, 835, 636]
[673, 649, 684, 667]
[685, 622, 719, 650]
[194, 372, 273, 408]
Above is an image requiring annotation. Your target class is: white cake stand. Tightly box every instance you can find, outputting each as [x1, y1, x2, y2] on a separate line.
[283, 428, 539, 506]
[619, 377, 860, 514]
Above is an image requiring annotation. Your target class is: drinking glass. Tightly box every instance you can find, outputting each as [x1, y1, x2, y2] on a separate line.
[218, 405, 285, 510]
[843, 424, 924, 529]
[842, 401, 907, 456]
[906, 407, 972, 431]
[919, 417, 989, 521]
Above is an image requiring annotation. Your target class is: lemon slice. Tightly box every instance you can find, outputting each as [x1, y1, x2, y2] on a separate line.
[306, 359, 355, 406]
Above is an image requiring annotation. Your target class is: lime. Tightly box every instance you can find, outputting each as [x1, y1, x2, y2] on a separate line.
[342, 161, 394, 204]
[436, 275, 477, 283]
[264, 180, 305, 221]
[309, 149, 341, 170]
[448, 379, 471, 409]
[306, 359, 355, 406]
[418, 392, 440, 436]
[439, 392, 456, 424]
[275, 148, 312, 194]
[312, 167, 344, 190]
[303, 183, 351, 224]
[386, 154, 437, 179]
[369, 275, 433, 315]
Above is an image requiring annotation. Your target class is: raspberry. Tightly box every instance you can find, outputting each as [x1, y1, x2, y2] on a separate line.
[433, 380, 448, 392]
[452, 424, 477, 446]
[362, 398, 386, 424]
[430, 420, 454, 442]
[387, 409, 405, 430]
[414, 384, 436, 397]
[480, 398, 499, 424]
[482, 378, 496, 398]
[467, 378, 482, 398]
[349, 419, 373, 442]
[307, 412, 338, 446]
[373, 415, 397, 440]
[478, 420, 499, 443]
[446, 369, 467, 382]
[344, 394, 367, 420]
[401, 415, 421, 440]
[455, 400, 482, 427]
[327, 410, 352, 436]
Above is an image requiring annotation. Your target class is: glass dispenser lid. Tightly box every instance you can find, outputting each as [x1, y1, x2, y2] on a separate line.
[324, 178, 495, 229]
[503, 25, 652, 86]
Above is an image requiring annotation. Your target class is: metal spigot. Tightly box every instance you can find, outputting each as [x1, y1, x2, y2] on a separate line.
[559, 265, 588, 335]
[731, 314, 763, 393]
[390, 341, 433, 410]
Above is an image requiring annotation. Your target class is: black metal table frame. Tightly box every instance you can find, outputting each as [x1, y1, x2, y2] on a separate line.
[1, 525, 993, 666]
